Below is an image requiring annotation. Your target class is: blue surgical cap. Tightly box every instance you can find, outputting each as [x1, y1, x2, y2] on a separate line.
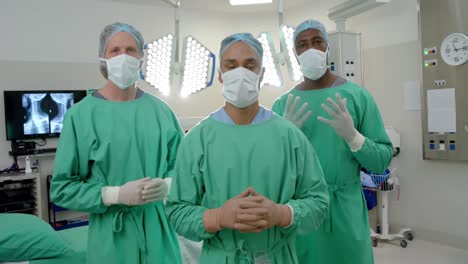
[219, 33, 263, 65]
[293, 19, 329, 47]
[99, 22, 145, 78]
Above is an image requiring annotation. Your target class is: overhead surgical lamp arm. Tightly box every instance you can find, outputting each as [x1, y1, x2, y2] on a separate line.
[328, 0, 390, 32]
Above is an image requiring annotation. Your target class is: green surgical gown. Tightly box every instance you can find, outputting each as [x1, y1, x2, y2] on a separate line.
[272, 81, 393, 264]
[166, 116, 329, 264]
[50, 93, 183, 264]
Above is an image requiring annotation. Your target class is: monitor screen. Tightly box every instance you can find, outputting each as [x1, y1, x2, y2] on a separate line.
[3, 90, 87, 140]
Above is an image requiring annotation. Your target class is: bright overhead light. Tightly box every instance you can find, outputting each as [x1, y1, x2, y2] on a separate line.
[257, 32, 282, 87]
[180, 36, 216, 98]
[229, 0, 272, 6]
[143, 34, 175, 96]
[279, 25, 303, 82]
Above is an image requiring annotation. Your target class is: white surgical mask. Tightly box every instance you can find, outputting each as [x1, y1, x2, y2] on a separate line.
[100, 54, 141, 90]
[297, 47, 329, 80]
[221, 67, 260, 108]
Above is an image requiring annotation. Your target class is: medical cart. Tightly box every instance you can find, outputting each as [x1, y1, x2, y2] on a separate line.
[362, 169, 413, 248]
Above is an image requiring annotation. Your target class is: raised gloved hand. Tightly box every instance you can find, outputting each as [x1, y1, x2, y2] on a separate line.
[283, 94, 312, 128]
[203, 188, 266, 233]
[317, 93, 358, 143]
[102, 177, 150, 206]
[141, 178, 168, 203]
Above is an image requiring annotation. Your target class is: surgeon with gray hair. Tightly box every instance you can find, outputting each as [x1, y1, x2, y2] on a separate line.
[166, 32, 329, 263]
[98, 22, 145, 82]
[51, 22, 183, 264]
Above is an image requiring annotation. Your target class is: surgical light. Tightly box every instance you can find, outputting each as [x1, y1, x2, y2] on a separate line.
[180, 36, 216, 97]
[280, 25, 303, 82]
[257, 32, 282, 87]
[143, 34, 175, 96]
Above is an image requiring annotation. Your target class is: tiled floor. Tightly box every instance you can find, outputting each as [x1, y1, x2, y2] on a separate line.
[3, 238, 467, 264]
[374, 239, 468, 264]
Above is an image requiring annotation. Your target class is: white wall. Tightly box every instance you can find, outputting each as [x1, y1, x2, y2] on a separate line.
[1, 0, 467, 250]
[0, 0, 253, 218]
[250, 0, 468, 250]
[0, 0, 307, 215]
[345, 0, 468, 249]
[216, 0, 468, 250]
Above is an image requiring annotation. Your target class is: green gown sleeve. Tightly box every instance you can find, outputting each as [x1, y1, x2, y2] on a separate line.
[50, 111, 107, 214]
[164, 112, 184, 178]
[286, 133, 329, 235]
[352, 92, 393, 174]
[165, 137, 213, 242]
[271, 98, 284, 116]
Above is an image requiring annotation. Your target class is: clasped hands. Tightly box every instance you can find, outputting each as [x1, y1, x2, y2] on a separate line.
[203, 187, 292, 233]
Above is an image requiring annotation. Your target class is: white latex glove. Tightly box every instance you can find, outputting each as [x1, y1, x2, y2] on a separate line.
[141, 178, 168, 202]
[283, 94, 312, 128]
[317, 93, 364, 150]
[101, 177, 150, 206]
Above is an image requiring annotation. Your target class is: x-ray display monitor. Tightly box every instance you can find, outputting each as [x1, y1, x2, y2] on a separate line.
[3, 90, 87, 140]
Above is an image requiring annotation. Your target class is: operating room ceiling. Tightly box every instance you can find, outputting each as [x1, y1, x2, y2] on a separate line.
[105, 0, 348, 14]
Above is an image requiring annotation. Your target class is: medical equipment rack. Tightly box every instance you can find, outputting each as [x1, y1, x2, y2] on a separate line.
[362, 169, 413, 248]
[0, 172, 44, 219]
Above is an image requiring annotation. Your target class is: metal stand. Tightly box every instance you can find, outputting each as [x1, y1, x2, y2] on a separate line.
[370, 191, 413, 248]
[363, 168, 414, 248]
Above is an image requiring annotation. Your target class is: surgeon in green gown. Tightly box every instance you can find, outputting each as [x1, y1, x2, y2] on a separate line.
[272, 19, 393, 264]
[165, 33, 329, 264]
[50, 22, 183, 264]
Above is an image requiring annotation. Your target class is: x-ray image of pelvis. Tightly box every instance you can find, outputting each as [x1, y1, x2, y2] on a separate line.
[50, 93, 74, 133]
[22, 93, 74, 135]
[22, 93, 49, 135]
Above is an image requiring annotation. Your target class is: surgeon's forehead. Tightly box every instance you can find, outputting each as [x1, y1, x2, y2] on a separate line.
[106, 32, 138, 49]
[221, 41, 260, 63]
[296, 28, 325, 43]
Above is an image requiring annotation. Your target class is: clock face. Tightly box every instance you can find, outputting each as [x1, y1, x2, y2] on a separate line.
[441, 33, 468, 66]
